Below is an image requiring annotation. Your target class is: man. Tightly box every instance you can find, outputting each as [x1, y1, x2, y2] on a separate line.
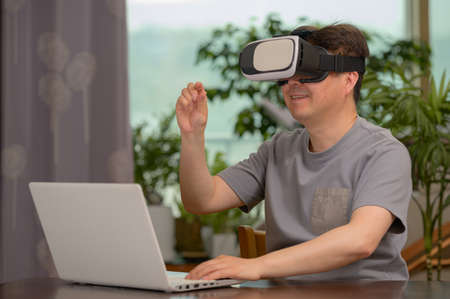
[175, 24, 411, 281]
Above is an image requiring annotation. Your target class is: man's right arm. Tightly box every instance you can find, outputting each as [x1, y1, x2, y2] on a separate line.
[176, 82, 244, 214]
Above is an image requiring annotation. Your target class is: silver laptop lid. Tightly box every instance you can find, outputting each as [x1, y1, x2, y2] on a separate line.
[29, 182, 170, 291]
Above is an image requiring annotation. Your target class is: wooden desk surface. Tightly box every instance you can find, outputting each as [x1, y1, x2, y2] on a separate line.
[1, 278, 449, 299]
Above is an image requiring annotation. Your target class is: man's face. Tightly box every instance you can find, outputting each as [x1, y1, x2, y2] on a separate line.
[281, 72, 348, 124]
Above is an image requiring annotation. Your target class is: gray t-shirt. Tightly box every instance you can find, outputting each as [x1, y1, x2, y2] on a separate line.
[218, 117, 412, 280]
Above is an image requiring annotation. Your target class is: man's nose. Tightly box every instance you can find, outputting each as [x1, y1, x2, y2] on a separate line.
[287, 78, 298, 84]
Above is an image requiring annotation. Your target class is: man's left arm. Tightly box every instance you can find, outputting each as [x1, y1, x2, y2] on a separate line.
[186, 205, 394, 280]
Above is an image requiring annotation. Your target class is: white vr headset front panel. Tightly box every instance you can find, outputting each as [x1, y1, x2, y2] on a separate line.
[254, 39, 295, 71]
[242, 35, 299, 81]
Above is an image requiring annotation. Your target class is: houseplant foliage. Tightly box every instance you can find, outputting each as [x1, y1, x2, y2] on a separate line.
[177, 151, 261, 233]
[176, 151, 261, 257]
[200, 152, 261, 234]
[196, 13, 449, 280]
[133, 111, 180, 205]
[361, 53, 450, 280]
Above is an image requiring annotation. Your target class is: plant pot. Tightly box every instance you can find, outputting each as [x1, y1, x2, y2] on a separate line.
[148, 205, 176, 263]
[211, 233, 238, 258]
[175, 218, 205, 252]
[201, 226, 213, 257]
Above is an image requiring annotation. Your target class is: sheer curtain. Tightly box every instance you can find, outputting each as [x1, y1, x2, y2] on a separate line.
[1, 0, 133, 282]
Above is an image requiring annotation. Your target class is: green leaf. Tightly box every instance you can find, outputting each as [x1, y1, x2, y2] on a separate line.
[438, 70, 447, 100]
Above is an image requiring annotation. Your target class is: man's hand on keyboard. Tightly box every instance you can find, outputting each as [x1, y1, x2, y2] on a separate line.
[185, 255, 262, 281]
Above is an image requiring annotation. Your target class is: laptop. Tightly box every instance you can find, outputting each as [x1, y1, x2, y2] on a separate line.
[29, 182, 241, 292]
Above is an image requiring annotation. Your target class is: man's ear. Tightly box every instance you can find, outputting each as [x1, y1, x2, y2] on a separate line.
[344, 71, 359, 96]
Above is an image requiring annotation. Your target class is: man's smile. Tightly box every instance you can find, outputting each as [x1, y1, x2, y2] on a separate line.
[288, 90, 311, 101]
[290, 94, 309, 100]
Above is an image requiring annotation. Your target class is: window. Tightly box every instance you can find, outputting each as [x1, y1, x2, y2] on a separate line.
[430, 0, 450, 80]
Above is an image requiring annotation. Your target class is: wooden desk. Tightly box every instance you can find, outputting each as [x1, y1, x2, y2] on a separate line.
[1, 278, 449, 299]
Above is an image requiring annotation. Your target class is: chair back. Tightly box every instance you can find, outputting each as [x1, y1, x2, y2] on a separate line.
[238, 225, 266, 258]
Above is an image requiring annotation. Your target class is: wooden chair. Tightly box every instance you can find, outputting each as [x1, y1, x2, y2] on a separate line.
[238, 225, 266, 258]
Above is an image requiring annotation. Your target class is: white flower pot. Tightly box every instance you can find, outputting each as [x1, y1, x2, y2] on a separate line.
[210, 233, 238, 258]
[201, 226, 213, 257]
[148, 205, 176, 263]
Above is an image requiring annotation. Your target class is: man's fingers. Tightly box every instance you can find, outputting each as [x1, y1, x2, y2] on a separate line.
[187, 259, 225, 280]
[187, 261, 215, 279]
[185, 82, 206, 102]
[181, 88, 192, 102]
[194, 82, 207, 102]
[198, 89, 207, 101]
[194, 81, 204, 91]
[176, 95, 190, 111]
[202, 269, 231, 281]
[197, 264, 227, 280]
[192, 89, 198, 101]
[187, 82, 197, 100]
[195, 260, 234, 280]
[177, 95, 185, 108]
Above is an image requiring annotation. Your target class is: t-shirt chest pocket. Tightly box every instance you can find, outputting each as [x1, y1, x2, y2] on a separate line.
[310, 187, 351, 235]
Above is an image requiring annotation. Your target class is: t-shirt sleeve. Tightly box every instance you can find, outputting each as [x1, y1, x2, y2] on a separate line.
[217, 136, 274, 213]
[352, 141, 412, 234]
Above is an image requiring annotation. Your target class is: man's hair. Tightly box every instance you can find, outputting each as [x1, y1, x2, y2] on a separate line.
[293, 24, 370, 103]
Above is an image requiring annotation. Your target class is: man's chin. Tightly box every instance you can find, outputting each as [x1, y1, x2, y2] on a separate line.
[289, 111, 312, 125]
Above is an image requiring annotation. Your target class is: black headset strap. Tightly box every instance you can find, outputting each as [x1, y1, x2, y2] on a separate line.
[319, 55, 365, 73]
[290, 29, 366, 74]
[291, 29, 314, 40]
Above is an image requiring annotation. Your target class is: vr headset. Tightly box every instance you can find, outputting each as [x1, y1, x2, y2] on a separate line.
[239, 30, 365, 85]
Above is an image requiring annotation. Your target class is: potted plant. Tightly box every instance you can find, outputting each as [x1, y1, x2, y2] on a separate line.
[133, 110, 181, 262]
[201, 152, 262, 257]
[360, 43, 450, 280]
[133, 110, 181, 204]
[175, 151, 262, 258]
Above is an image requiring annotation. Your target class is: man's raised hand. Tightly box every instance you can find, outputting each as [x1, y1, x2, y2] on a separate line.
[175, 81, 208, 135]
